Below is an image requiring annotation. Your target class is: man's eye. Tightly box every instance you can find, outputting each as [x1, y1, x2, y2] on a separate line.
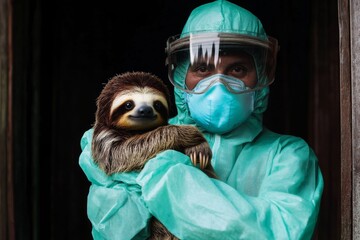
[231, 66, 248, 77]
[196, 65, 209, 73]
[233, 66, 247, 73]
[190, 63, 214, 77]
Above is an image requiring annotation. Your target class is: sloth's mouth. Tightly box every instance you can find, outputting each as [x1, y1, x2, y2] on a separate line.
[129, 115, 157, 120]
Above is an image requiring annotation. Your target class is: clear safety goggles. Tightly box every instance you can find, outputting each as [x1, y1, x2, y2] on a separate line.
[165, 32, 279, 94]
[185, 74, 251, 94]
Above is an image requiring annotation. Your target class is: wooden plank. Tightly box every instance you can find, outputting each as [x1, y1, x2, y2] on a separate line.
[0, 0, 8, 236]
[338, 0, 353, 239]
[7, 0, 14, 237]
[350, 0, 360, 238]
[0, 0, 14, 239]
[308, 0, 341, 239]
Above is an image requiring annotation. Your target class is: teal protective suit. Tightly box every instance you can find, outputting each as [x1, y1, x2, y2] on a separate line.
[79, 1, 324, 239]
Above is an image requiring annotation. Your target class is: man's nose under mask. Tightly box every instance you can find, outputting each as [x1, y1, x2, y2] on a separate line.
[184, 74, 255, 134]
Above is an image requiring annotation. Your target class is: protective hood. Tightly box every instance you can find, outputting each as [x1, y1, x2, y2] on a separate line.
[170, 0, 271, 142]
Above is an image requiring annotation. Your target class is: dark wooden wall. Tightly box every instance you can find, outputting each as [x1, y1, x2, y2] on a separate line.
[0, 0, 15, 239]
[2, 0, 342, 239]
[308, 1, 341, 239]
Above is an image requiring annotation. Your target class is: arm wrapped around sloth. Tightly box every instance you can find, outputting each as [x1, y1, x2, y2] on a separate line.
[92, 125, 212, 175]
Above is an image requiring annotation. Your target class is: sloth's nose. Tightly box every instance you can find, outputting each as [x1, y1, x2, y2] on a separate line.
[137, 106, 154, 117]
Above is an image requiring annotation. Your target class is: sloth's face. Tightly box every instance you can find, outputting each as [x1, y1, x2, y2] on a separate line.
[110, 86, 169, 131]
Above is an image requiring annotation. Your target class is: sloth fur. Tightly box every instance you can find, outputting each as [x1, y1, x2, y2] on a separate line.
[91, 71, 216, 240]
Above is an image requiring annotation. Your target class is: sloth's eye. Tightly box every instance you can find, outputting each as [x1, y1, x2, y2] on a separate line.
[124, 101, 134, 110]
[154, 101, 164, 111]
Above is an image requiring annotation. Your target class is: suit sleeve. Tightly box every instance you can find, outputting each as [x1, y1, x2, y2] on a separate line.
[79, 129, 151, 240]
[136, 139, 323, 240]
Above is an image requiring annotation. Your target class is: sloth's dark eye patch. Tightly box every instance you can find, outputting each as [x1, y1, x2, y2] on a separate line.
[111, 100, 135, 122]
[153, 100, 169, 120]
[154, 100, 164, 112]
[124, 100, 134, 110]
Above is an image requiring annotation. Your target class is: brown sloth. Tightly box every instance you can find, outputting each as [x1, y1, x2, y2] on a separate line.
[91, 71, 216, 240]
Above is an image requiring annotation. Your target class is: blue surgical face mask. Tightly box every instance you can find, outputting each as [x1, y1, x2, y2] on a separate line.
[184, 74, 255, 134]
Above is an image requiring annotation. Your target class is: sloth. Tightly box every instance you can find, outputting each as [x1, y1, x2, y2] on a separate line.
[91, 71, 216, 240]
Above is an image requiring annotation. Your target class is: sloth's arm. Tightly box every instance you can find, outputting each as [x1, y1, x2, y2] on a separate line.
[91, 126, 124, 174]
[109, 125, 210, 174]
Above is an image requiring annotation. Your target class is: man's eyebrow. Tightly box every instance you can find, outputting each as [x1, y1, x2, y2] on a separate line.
[229, 59, 255, 67]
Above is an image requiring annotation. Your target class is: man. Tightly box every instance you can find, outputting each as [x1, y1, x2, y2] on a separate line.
[79, 1, 323, 239]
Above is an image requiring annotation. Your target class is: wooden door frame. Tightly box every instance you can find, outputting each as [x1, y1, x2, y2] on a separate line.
[339, 0, 360, 239]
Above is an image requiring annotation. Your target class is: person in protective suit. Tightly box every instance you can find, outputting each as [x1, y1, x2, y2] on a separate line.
[79, 1, 324, 239]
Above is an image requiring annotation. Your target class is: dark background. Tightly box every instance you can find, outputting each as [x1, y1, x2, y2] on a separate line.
[11, 0, 339, 239]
